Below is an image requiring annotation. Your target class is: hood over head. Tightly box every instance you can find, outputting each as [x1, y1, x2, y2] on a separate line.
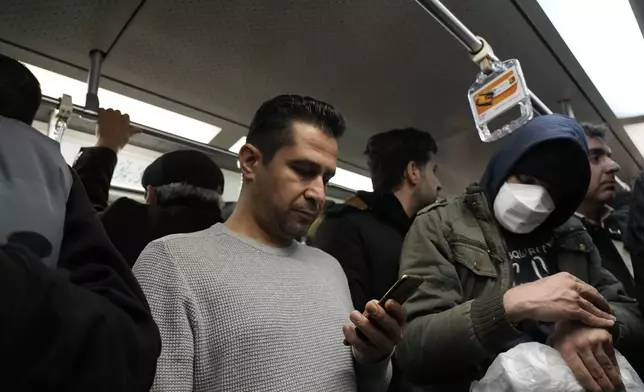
[480, 114, 590, 234]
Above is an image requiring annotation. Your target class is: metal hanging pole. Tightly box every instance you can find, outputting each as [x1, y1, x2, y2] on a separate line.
[41, 95, 239, 159]
[559, 99, 575, 118]
[414, 0, 552, 115]
[85, 49, 104, 112]
[414, 0, 482, 52]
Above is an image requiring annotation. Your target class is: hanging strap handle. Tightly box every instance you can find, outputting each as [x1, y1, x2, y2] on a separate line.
[470, 36, 496, 73]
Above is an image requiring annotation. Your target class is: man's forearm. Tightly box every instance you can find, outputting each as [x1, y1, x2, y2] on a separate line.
[72, 147, 118, 211]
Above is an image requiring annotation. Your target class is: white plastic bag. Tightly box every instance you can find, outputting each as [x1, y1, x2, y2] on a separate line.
[470, 342, 644, 392]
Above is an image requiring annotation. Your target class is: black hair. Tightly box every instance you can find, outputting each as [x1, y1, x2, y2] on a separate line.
[0, 54, 42, 125]
[365, 127, 438, 193]
[580, 122, 608, 140]
[247, 94, 346, 163]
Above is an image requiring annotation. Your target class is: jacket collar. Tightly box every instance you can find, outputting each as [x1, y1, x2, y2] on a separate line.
[463, 184, 494, 222]
[574, 206, 623, 240]
[354, 191, 413, 235]
[574, 205, 613, 227]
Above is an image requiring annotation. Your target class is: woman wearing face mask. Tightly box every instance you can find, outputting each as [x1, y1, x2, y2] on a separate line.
[395, 114, 644, 392]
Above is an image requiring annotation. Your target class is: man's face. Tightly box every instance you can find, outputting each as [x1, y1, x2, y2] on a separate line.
[413, 160, 442, 208]
[585, 136, 620, 204]
[252, 122, 338, 241]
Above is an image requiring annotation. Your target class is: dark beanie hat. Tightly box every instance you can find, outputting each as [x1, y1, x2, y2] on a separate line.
[142, 150, 225, 193]
[510, 139, 586, 203]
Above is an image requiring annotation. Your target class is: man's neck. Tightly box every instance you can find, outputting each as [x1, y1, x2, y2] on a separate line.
[225, 199, 292, 248]
[393, 188, 415, 218]
[577, 200, 608, 224]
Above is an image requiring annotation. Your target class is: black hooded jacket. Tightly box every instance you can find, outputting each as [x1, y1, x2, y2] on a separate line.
[626, 171, 644, 314]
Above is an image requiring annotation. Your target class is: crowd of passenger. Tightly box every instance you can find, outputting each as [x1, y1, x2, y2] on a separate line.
[1, 52, 643, 391]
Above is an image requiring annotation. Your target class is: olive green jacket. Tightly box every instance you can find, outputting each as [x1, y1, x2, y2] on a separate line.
[397, 185, 644, 385]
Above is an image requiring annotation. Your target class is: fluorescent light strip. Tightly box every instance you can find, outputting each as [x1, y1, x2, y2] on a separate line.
[330, 167, 373, 192]
[624, 122, 644, 163]
[537, 0, 644, 118]
[229, 136, 247, 153]
[24, 63, 221, 143]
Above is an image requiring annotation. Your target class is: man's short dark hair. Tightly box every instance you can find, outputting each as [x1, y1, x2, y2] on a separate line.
[0, 54, 42, 125]
[365, 127, 438, 193]
[581, 122, 609, 141]
[247, 94, 346, 163]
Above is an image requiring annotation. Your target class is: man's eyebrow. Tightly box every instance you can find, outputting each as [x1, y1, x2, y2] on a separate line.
[589, 147, 609, 156]
[289, 158, 321, 170]
[289, 158, 335, 177]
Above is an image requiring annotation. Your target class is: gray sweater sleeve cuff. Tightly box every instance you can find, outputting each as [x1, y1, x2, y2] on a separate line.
[471, 291, 524, 354]
[352, 347, 392, 392]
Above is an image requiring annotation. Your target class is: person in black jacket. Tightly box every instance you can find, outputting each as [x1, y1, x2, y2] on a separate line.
[313, 128, 441, 392]
[314, 127, 441, 313]
[625, 171, 644, 314]
[574, 123, 636, 298]
[0, 53, 160, 391]
[73, 109, 226, 266]
[574, 123, 644, 376]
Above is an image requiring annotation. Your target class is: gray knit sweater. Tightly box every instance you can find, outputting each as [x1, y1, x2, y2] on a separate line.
[133, 223, 392, 391]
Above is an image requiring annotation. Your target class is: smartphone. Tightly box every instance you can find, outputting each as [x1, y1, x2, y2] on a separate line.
[377, 274, 424, 307]
[344, 275, 424, 346]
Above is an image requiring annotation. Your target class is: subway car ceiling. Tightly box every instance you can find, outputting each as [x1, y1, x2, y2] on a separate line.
[1, 0, 643, 200]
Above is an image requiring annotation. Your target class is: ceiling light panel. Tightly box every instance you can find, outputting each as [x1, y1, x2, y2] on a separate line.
[24, 63, 221, 143]
[537, 0, 644, 118]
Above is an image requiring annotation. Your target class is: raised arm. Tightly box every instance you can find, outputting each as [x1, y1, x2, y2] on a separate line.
[72, 109, 137, 211]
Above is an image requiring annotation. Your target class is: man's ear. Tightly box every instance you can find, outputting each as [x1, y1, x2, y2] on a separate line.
[239, 143, 262, 181]
[405, 161, 421, 186]
[145, 185, 158, 205]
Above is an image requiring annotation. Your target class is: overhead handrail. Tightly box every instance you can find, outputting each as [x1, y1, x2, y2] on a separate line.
[41, 94, 239, 159]
[414, 0, 553, 115]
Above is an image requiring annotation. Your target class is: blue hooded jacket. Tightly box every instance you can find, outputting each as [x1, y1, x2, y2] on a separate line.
[480, 114, 591, 235]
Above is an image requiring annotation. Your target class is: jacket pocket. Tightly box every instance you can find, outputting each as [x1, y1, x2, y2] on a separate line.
[556, 230, 596, 254]
[554, 230, 594, 282]
[451, 240, 498, 278]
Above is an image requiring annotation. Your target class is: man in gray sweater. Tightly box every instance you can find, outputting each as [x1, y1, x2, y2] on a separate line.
[133, 94, 406, 391]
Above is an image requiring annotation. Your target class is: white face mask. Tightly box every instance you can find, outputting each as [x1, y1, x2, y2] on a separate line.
[493, 182, 555, 234]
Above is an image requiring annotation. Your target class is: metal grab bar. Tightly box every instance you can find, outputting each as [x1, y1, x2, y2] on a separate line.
[41, 95, 239, 159]
[414, 0, 553, 115]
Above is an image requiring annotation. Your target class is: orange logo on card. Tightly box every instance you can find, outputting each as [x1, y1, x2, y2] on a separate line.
[474, 70, 518, 115]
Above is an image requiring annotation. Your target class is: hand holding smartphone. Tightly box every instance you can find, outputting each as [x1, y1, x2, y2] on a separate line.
[377, 274, 424, 308]
[344, 274, 423, 345]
